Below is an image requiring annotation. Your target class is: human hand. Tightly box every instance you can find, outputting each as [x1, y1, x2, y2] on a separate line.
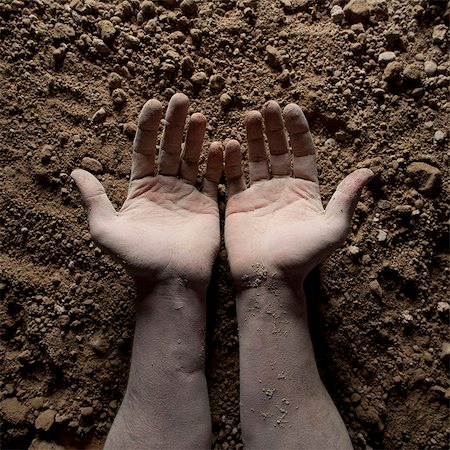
[72, 93, 222, 289]
[224, 101, 373, 288]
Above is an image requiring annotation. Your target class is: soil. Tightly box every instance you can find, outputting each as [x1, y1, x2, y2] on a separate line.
[1, 0, 449, 449]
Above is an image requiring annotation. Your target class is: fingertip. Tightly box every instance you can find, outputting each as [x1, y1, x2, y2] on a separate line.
[351, 168, 375, 189]
[283, 103, 309, 131]
[283, 103, 300, 118]
[245, 110, 263, 125]
[70, 168, 81, 180]
[225, 139, 241, 152]
[170, 92, 189, 108]
[209, 141, 224, 157]
[360, 168, 375, 182]
[263, 101, 282, 121]
[224, 139, 246, 195]
[143, 98, 162, 112]
[225, 140, 242, 164]
[189, 112, 207, 127]
[141, 98, 162, 114]
[70, 168, 90, 183]
[264, 100, 280, 111]
[138, 98, 162, 129]
[205, 142, 224, 182]
[334, 169, 375, 201]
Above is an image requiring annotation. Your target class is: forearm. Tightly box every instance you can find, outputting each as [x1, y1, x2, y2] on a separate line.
[236, 281, 352, 450]
[105, 281, 211, 450]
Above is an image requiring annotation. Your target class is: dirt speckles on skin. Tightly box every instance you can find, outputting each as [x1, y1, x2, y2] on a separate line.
[241, 263, 268, 288]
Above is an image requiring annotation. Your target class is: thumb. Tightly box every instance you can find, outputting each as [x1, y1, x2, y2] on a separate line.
[71, 169, 116, 224]
[325, 169, 373, 222]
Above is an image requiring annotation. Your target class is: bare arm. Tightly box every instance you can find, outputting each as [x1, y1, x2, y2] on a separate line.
[224, 101, 372, 449]
[72, 94, 223, 449]
[105, 282, 211, 449]
[236, 282, 352, 449]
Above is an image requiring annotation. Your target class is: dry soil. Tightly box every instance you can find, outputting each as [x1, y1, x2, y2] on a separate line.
[0, 0, 449, 449]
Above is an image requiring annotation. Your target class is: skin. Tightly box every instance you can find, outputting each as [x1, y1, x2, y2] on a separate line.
[72, 93, 222, 449]
[72, 94, 372, 449]
[224, 101, 373, 449]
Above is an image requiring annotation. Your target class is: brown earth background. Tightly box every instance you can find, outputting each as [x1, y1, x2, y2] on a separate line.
[0, 0, 449, 448]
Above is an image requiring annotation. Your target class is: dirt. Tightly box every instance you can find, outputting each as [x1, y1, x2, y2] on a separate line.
[0, 0, 449, 448]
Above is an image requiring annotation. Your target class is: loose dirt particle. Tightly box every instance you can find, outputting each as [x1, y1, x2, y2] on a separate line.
[35, 409, 56, 431]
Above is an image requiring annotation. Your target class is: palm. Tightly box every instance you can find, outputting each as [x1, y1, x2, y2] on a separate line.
[226, 178, 334, 282]
[103, 176, 219, 282]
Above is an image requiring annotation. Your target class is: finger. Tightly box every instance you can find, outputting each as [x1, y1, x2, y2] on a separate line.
[263, 100, 290, 177]
[158, 93, 189, 176]
[225, 140, 246, 196]
[71, 169, 116, 224]
[245, 111, 270, 183]
[283, 103, 318, 183]
[179, 113, 207, 184]
[325, 169, 374, 221]
[131, 99, 162, 181]
[203, 142, 223, 199]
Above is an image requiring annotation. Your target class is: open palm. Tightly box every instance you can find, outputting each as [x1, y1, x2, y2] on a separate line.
[72, 94, 222, 287]
[224, 101, 373, 287]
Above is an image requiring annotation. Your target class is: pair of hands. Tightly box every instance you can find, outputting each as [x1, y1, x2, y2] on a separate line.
[72, 93, 372, 293]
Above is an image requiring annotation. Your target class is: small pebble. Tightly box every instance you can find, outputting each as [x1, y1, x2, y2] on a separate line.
[52, 23, 75, 42]
[414, 53, 425, 62]
[80, 406, 94, 417]
[383, 61, 403, 85]
[180, 0, 198, 15]
[378, 51, 396, 65]
[191, 72, 207, 85]
[35, 409, 56, 431]
[141, 0, 156, 18]
[437, 302, 449, 314]
[92, 107, 107, 123]
[403, 64, 424, 86]
[266, 45, 282, 68]
[423, 60, 437, 77]
[432, 24, 447, 45]
[92, 38, 110, 55]
[209, 74, 225, 91]
[111, 88, 127, 107]
[406, 162, 442, 194]
[108, 72, 123, 90]
[348, 245, 360, 256]
[433, 130, 445, 145]
[91, 335, 109, 354]
[220, 93, 232, 108]
[97, 20, 117, 43]
[330, 5, 344, 23]
[123, 122, 137, 138]
[343, 0, 370, 23]
[52, 46, 66, 64]
[81, 157, 103, 173]
[369, 280, 383, 298]
[377, 230, 388, 242]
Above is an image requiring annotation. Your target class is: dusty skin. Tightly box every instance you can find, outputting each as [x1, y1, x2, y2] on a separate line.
[224, 100, 372, 449]
[72, 93, 221, 449]
[72, 94, 372, 449]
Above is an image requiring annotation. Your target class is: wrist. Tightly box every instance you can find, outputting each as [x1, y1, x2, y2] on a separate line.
[235, 280, 308, 328]
[230, 261, 306, 293]
[134, 274, 209, 302]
